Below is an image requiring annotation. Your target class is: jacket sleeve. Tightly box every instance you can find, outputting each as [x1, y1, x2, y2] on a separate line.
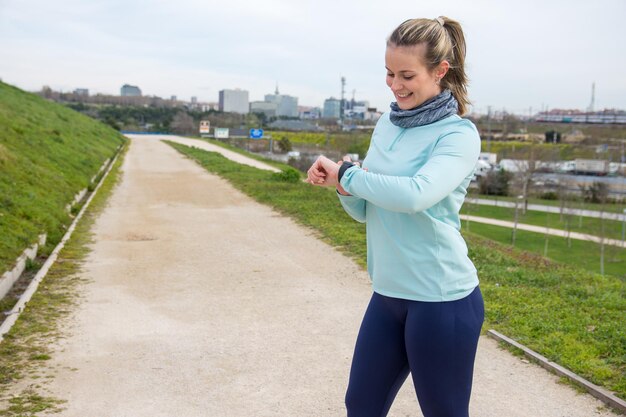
[339, 127, 480, 214]
[337, 192, 366, 223]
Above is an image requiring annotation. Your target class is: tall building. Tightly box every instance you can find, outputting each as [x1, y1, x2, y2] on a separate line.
[120, 84, 142, 96]
[323, 97, 341, 119]
[219, 89, 249, 114]
[264, 86, 298, 117]
[74, 88, 89, 96]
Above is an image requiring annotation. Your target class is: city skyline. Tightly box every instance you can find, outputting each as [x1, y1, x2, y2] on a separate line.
[1, 0, 625, 115]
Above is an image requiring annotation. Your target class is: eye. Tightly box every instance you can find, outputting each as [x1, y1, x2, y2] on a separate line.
[386, 73, 394, 77]
[403, 75, 415, 80]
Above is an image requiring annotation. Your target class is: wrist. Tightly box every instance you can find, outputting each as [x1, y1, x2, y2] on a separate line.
[338, 161, 355, 182]
[336, 184, 351, 196]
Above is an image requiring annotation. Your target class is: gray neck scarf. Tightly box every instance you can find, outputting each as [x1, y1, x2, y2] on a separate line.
[389, 89, 458, 128]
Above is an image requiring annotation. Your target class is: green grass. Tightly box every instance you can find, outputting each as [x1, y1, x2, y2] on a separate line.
[189, 136, 287, 170]
[0, 141, 128, 414]
[168, 142, 626, 402]
[0, 389, 65, 416]
[462, 202, 625, 241]
[464, 221, 625, 279]
[265, 130, 373, 155]
[0, 81, 127, 274]
[470, 193, 626, 214]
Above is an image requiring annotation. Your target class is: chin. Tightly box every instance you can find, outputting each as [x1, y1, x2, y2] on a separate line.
[396, 101, 417, 110]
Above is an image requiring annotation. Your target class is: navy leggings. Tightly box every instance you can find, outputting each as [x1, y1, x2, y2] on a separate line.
[345, 287, 484, 417]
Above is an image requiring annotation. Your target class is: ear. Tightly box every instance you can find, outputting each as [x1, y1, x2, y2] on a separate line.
[437, 60, 450, 79]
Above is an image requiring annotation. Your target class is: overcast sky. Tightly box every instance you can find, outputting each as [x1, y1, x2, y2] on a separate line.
[1, 0, 624, 115]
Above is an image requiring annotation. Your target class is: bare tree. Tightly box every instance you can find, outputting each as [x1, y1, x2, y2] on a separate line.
[170, 112, 196, 135]
[511, 144, 553, 214]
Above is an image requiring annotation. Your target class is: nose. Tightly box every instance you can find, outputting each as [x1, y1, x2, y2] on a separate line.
[390, 77, 403, 91]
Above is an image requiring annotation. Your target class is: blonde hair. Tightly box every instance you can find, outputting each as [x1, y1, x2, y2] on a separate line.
[387, 16, 470, 115]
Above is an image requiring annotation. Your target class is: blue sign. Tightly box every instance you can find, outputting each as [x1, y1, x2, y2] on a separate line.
[249, 128, 264, 139]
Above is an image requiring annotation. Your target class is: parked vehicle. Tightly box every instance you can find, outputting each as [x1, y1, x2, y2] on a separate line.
[573, 159, 609, 176]
[472, 160, 492, 180]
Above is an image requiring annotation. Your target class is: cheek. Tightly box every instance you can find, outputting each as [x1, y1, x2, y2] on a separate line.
[385, 76, 393, 88]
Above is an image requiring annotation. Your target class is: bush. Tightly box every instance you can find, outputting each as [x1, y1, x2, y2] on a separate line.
[277, 137, 292, 153]
[540, 191, 558, 200]
[271, 167, 301, 183]
[478, 169, 512, 196]
[581, 182, 609, 204]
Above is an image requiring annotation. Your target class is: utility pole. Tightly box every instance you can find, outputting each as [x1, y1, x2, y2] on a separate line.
[487, 106, 492, 153]
[340, 76, 346, 127]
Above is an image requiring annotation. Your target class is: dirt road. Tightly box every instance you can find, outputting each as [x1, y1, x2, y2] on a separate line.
[40, 136, 616, 416]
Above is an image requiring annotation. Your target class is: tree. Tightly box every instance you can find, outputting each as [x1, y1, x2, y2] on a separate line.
[511, 148, 536, 214]
[170, 111, 195, 134]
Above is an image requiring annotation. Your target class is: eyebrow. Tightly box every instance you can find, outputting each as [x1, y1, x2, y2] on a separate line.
[385, 67, 416, 74]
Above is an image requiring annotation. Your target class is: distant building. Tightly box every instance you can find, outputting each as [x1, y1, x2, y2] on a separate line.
[344, 105, 381, 121]
[191, 96, 197, 104]
[264, 86, 298, 117]
[535, 109, 626, 124]
[74, 88, 89, 96]
[171, 95, 177, 101]
[201, 102, 219, 112]
[298, 106, 321, 119]
[219, 89, 249, 114]
[323, 97, 341, 119]
[250, 101, 278, 118]
[121, 84, 142, 97]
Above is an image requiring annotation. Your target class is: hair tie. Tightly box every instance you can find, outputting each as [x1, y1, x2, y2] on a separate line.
[435, 17, 445, 27]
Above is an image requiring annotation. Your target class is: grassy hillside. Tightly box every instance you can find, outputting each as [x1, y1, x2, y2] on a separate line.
[0, 82, 126, 274]
[168, 142, 625, 402]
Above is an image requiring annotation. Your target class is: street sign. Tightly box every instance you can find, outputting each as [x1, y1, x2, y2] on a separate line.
[249, 128, 264, 139]
[199, 120, 210, 135]
[215, 128, 229, 139]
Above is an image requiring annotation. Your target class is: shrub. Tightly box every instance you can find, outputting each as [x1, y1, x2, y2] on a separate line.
[277, 137, 292, 153]
[271, 167, 301, 183]
[580, 182, 608, 204]
[478, 169, 512, 196]
[540, 191, 558, 200]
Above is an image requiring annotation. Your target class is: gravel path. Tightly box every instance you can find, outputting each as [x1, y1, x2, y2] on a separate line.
[127, 134, 281, 172]
[39, 135, 617, 416]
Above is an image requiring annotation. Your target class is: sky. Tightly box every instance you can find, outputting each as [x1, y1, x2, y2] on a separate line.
[1, 0, 625, 115]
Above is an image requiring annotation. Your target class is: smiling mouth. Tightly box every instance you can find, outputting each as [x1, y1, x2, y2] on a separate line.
[396, 92, 412, 98]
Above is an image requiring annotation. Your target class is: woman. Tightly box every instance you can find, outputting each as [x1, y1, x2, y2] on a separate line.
[307, 17, 484, 417]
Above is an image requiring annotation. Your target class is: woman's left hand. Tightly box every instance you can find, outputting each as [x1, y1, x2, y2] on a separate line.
[307, 156, 340, 187]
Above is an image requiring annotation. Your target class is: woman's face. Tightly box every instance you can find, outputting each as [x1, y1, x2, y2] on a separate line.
[385, 44, 447, 110]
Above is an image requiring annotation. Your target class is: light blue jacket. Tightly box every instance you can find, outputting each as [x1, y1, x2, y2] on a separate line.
[338, 113, 480, 302]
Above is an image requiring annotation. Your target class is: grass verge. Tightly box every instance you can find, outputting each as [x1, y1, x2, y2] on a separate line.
[0, 81, 126, 274]
[168, 141, 626, 402]
[0, 143, 128, 415]
[464, 221, 625, 279]
[189, 136, 288, 170]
